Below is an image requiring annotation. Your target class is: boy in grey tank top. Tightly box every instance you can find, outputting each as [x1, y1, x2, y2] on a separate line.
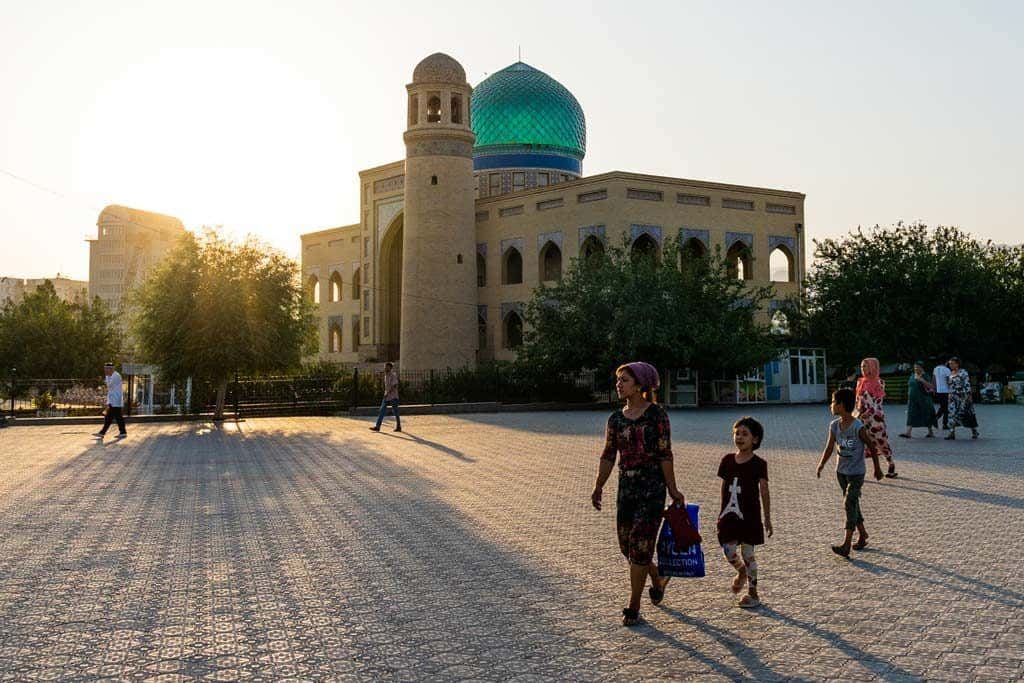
[817, 389, 883, 557]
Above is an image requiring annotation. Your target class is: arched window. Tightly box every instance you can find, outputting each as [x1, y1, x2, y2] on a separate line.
[630, 233, 660, 264]
[540, 241, 562, 282]
[427, 95, 441, 123]
[329, 323, 342, 352]
[727, 242, 753, 281]
[352, 268, 361, 299]
[477, 253, 487, 287]
[503, 247, 523, 285]
[504, 312, 523, 349]
[351, 319, 360, 352]
[680, 237, 707, 267]
[450, 94, 462, 124]
[770, 310, 790, 336]
[307, 275, 320, 304]
[478, 312, 487, 349]
[580, 235, 605, 261]
[329, 271, 343, 302]
[769, 245, 795, 282]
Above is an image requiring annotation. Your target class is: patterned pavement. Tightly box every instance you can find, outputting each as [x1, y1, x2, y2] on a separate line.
[0, 404, 1022, 682]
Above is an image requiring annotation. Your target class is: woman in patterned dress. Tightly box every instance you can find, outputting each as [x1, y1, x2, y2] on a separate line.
[945, 356, 979, 439]
[591, 362, 685, 626]
[855, 357, 897, 478]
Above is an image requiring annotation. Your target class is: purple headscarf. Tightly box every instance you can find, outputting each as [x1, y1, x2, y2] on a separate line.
[623, 361, 660, 391]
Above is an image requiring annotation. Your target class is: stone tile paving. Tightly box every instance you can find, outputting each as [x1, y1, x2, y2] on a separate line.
[0, 404, 1022, 681]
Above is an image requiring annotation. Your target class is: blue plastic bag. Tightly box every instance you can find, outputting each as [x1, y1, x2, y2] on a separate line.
[656, 503, 706, 578]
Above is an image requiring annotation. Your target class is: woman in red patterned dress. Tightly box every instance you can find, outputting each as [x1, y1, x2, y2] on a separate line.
[855, 357, 897, 478]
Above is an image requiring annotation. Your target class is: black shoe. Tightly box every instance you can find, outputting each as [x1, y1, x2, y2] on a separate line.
[369, 427, 380, 432]
[115, 433, 127, 439]
[831, 544, 851, 558]
[393, 427, 402, 432]
[885, 464, 898, 478]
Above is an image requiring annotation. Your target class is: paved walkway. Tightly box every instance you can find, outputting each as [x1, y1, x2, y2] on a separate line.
[1, 405, 1022, 681]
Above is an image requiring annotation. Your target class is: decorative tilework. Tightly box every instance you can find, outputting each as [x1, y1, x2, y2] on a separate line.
[476, 243, 487, 257]
[678, 193, 711, 206]
[627, 188, 663, 201]
[578, 225, 606, 245]
[769, 235, 797, 253]
[327, 315, 345, 328]
[726, 232, 754, 250]
[305, 266, 321, 277]
[538, 231, 562, 249]
[630, 224, 663, 243]
[723, 198, 755, 211]
[766, 203, 796, 215]
[577, 189, 607, 203]
[536, 198, 564, 211]
[373, 175, 405, 194]
[679, 228, 710, 247]
[499, 205, 524, 217]
[501, 302, 524, 319]
[501, 238, 525, 255]
[376, 198, 403, 247]
[769, 300, 788, 311]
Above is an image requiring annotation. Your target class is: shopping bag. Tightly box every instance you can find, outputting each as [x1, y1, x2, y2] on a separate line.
[656, 503, 706, 578]
[663, 502, 702, 547]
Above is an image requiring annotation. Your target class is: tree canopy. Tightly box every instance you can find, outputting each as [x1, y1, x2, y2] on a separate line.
[517, 237, 780, 378]
[131, 229, 317, 416]
[796, 222, 1024, 370]
[0, 281, 121, 378]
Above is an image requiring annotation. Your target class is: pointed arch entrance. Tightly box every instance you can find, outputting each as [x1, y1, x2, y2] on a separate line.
[380, 212, 404, 361]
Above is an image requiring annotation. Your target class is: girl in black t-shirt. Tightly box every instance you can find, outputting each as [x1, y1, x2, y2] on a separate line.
[717, 417, 773, 608]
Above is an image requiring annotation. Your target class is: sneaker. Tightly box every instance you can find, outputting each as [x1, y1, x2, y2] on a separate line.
[92, 432, 105, 438]
[115, 433, 127, 439]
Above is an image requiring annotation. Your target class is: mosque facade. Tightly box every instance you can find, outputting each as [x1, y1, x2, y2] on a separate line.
[300, 53, 805, 372]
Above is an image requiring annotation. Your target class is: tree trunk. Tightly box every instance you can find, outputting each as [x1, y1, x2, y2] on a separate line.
[214, 381, 227, 420]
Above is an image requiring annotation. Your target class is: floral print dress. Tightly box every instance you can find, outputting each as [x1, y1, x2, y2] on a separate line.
[947, 370, 978, 429]
[601, 403, 673, 565]
[855, 390, 894, 464]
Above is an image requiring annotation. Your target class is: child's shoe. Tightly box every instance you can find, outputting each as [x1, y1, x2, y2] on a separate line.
[831, 544, 851, 558]
[738, 594, 760, 608]
[731, 568, 747, 594]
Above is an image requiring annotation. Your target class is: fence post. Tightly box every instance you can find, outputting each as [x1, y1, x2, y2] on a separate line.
[352, 368, 359, 409]
[8, 367, 14, 420]
[233, 372, 240, 419]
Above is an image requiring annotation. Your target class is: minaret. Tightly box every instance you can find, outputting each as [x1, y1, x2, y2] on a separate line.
[400, 53, 478, 372]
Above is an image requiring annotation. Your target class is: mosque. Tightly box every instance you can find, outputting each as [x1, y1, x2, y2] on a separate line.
[300, 53, 806, 373]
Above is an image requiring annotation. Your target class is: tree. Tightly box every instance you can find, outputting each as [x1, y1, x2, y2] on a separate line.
[518, 237, 779, 380]
[795, 222, 1024, 371]
[0, 281, 121, 378]
[131, 229, 317, 418]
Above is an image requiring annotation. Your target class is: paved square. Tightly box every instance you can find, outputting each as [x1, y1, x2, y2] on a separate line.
[1, 405, 1022, 681]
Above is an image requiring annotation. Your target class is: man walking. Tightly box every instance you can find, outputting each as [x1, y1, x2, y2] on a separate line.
[933, 360, 951, 431]
[94, 362, 127, 439]
[369, 362, 401, 433]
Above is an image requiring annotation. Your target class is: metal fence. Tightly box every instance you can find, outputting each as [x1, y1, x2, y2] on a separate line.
[3, 366, 605, 420]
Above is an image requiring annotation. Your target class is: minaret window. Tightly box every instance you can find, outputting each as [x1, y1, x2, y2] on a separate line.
[451, 94, 462, 124]
[488, 174, 501, 196]
[512, 172, 525, 192]
[427, 94, 441, 123]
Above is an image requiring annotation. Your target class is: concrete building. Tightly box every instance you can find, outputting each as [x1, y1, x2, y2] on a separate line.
[301, 53, 805, 370]
[87, 205, 186, 313]
[0, 275, 88, 304]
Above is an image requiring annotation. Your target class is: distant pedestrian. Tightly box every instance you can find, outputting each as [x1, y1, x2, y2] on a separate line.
[933, 360, 951, 430]
[817, 388, 883, 557]
[93, 362, 126, 439]
[717, 416, 772, 608]
[900, 361, 937, 438]
[855, 357, 896, 478]
[945, 356, 979, 440]
[838, 367, 858, 391]
[369, 362, 401, 432]
[591, 362, 685, 626]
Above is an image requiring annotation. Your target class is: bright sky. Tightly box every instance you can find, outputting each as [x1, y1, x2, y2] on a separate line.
[1, 0, 1021, 281]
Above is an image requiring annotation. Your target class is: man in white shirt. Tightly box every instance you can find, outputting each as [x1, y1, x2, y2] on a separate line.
[94, 362, 127, 439]
[933, 361, 951, 431]
[369, 362, 402, 432]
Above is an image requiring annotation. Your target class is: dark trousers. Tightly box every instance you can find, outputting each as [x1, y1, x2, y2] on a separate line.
[837, 473, 865, 531]
[100, 405, 126, 435]
[934, 392, 949, 429]
[374, 398, 401, 430]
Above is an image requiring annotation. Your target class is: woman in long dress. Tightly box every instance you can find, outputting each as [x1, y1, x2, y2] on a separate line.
[900, 361, 937, 438]
[855, 357, 897, 478]
[945, 356, 979, 440]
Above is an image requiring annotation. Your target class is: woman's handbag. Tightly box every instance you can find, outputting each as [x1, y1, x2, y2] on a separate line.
[656, 503, 706, 578]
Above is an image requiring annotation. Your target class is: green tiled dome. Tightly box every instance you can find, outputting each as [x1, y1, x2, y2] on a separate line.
[471, 62, 586, 160]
